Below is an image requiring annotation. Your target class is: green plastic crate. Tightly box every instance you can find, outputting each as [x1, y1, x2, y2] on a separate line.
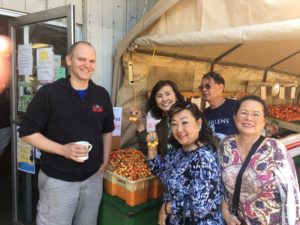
[98, 193, 162, 225]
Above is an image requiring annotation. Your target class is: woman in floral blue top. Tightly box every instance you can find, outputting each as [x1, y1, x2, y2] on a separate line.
[147, 101, 224, 225]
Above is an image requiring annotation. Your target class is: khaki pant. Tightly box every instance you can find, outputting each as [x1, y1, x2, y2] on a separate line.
[36, 170, 103, 225]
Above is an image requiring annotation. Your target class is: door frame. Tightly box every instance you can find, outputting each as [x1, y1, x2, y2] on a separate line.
[9, 5, 75, 224]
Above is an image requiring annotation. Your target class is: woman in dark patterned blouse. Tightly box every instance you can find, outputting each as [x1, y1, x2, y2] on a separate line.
[147, 101, 224, 225]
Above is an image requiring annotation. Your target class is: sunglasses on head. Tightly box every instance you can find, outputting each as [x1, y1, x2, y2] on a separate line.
[198, 83, 212, 90]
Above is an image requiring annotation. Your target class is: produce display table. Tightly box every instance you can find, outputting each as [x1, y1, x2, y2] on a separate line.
[98, 154, 300, 225]
[98, 193, 162, 225]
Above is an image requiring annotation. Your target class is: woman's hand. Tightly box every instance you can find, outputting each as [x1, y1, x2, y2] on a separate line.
[129, 107, 145, 132]
[221, 201, 241, 225]
[158, 203, 168, 225]
[222, 209, 241, 225]
[223, 213, 241, 225]
[146, 131, 158, 159]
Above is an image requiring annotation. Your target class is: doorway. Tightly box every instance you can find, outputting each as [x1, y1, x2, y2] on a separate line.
[7, 5, 75, 225]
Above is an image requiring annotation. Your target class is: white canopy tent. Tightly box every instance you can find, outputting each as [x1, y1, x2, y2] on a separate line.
[134, 18, 300, 75]
[112, 0, 300, 146]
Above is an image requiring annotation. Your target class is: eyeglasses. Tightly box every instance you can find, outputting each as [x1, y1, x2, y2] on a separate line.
[237, 109, 264, 119]
[198, 83, 213, 90]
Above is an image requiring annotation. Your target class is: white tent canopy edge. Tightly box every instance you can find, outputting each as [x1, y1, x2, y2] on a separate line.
[133, 18, 300, 47]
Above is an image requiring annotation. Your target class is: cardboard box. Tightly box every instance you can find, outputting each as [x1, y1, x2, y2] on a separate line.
[148, 176, 164, 199]
[104, 170, 155, 206]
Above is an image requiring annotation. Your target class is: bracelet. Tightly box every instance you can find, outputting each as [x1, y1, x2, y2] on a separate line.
[164, 202, 169, 215]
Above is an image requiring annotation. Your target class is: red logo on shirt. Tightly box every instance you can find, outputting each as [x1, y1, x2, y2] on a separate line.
[92, 104, 103, 112]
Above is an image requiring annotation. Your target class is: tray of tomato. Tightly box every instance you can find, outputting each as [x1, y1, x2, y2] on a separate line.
[107, 148, 153, 181]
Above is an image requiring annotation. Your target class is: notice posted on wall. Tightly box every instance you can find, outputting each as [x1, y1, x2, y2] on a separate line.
[17, 81, 34, 112]
[37, 47, 55, 81]
[17, 133, 35, 174]
[146, 111, 161, 132]
[112, 107, 122, 136]
[55, 67, 66, 80]
[18, 44, 33, 76]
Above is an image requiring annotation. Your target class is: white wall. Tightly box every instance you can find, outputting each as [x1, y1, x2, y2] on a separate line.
[84, 0, 157, 94]
[0, 0, 82, 23]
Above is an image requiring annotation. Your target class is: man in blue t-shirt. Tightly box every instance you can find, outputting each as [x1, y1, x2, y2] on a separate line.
[199, 71, 238, 140]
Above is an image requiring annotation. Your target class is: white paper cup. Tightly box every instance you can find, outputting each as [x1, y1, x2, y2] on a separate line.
[75, 141, 92, 161]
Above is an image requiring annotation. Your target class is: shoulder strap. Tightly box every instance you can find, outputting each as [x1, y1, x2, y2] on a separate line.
[231, 135, 265, 213]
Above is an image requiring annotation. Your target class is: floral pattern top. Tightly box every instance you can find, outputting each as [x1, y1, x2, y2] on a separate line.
[147, 145, 224, 225]
[220, 135, 300, 225]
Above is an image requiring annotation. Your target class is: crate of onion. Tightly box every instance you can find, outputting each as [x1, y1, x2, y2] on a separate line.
[104, 148, 164, 206]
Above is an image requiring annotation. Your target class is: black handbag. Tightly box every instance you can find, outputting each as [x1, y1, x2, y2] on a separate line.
[231, 135, 265, 225]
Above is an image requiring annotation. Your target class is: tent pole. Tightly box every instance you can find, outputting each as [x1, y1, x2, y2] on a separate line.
[214, 44, 243, 62]
[263, 70, 268, 82]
